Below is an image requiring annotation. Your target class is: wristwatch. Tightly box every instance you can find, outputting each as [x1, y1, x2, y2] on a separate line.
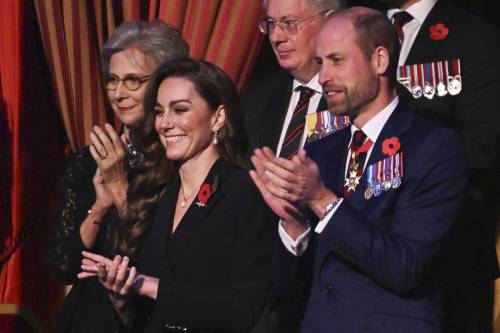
[321, 198, 342, 220]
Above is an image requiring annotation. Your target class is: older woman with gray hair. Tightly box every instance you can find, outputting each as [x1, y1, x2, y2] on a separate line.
[47, 20, 189, 333]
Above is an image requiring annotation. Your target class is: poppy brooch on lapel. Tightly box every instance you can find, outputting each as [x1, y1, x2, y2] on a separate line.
[429, 23, 449, 41]
[382, 137, 401, 156]
[195, 175, 218, 207]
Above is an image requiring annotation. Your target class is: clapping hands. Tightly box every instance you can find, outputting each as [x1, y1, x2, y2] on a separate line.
[78, 251, 137, 296]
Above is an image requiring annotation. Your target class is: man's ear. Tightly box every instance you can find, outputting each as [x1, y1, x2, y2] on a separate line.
[212, 105, 226, 132]
[371, 46, 390, 75]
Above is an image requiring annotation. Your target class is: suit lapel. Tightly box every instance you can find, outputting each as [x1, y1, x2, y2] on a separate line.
[330, 128, 351, 196]
[261, 74, 293, 151]
[309, 127, 351, 197]
[137, 178, 178, 277]
[405, 1, 450, 65]
[167, 159, 233, 268]
[316, 95, 328, 113]
[345, 104, 414, 211]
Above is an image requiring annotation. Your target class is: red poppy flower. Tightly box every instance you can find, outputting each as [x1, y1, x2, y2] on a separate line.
[429, 23, 449, 41]
[382, 137, 401, 156]
[197, 183, 212, 205]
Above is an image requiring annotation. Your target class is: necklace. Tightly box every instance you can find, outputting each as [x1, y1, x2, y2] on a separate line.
[179, 184, 200, 208]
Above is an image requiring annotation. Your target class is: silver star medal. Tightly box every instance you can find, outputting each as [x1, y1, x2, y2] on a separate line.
[344, 170, 360, 192]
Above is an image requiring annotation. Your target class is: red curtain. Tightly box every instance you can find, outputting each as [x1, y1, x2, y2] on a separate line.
[34, 0, 264, 152]
[0, 0, 265, 330]
[0, 0, 24, 305]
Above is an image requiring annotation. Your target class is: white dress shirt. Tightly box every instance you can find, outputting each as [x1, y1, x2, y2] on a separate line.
[387, 0, 438, 66]
[279, 97, 400, 256]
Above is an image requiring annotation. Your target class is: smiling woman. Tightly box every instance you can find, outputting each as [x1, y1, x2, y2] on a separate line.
[46, 20, 189, 333]
[78, 59, 276, 332]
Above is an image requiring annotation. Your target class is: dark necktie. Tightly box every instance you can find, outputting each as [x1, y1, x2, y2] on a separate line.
[392, 11, 413, 44]
[344, 130, 373, 198]
[279, 86, 315, 159]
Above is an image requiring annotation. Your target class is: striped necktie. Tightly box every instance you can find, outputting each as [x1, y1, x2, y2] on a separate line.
[279, 86, 315, 159]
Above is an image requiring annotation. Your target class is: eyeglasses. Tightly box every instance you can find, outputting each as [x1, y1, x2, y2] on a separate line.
[104, 73, 152, 91]
[258, 10, 328, 35]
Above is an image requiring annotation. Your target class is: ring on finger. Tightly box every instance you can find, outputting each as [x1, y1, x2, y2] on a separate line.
[99, 152, 109, 160]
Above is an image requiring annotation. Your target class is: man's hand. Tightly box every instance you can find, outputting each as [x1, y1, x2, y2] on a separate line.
[250, 147, 309, 239]
[251, 147, 338, 221]
[260, 148, 330, 205]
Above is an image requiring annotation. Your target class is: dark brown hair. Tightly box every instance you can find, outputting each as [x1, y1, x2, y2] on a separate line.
[115, 59, 249, 258]
[334, 8, 399, 84]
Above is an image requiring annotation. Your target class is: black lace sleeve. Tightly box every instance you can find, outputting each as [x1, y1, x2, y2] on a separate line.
[46, 147, 99, 283]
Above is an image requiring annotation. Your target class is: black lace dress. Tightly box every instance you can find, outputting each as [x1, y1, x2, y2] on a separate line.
[47, 147, 122, 333]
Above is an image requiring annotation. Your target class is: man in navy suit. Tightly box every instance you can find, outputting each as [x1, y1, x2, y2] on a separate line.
[241, 1, 346, 332]
[251, 7, 467, 332]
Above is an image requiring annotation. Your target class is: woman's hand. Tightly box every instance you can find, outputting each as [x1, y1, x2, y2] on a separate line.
[89, 123, 129, 213]
[78, 252, 137, 324]
[92, 168, 114, 210]
[78, 251, 160, 300]
[78, 251, 136, 296]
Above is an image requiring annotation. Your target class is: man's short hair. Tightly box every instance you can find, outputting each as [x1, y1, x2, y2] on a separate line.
[262, 0, 346, 12]
[351, 10, 399, 82]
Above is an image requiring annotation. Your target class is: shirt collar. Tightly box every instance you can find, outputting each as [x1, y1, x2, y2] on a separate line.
[292, 73, 322, 94]
[350, 97, 399, 144]
[387, 0, 437, 25]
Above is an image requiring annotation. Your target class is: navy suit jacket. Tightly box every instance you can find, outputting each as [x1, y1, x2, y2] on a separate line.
[397, 0, 500, 282]
[295, 103, 467, 333]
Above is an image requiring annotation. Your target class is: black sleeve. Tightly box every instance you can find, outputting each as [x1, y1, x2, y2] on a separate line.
[46, 148, 98, 283]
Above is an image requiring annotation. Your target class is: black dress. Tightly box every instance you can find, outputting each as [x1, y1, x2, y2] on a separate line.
[47, 147, 121, 333]
[133, 159, 277, 333]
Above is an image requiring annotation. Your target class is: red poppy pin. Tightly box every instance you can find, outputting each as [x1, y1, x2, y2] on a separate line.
[195, 175, 218, 207]
[382, 137, 401, 156]
[196, 183, 212, 207]
[429, 23, 449, 41]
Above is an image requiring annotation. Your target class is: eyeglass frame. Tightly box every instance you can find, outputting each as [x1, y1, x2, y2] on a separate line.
[104, 73, 152, 91]
[257, 10, 331, 35]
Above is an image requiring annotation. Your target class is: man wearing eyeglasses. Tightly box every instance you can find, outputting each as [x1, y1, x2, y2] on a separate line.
[242, 1, 346, 332]
[242, 0, 346, 157]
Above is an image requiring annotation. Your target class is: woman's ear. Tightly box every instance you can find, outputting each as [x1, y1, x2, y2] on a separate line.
[212, 105, 226, 132]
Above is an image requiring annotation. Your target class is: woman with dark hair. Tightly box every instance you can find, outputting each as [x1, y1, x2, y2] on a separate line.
[47, 20, 189, 333]
[79, 59, 276, 332]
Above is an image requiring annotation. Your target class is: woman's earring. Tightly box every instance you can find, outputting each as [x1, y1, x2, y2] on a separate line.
[212, 130, 219, 146]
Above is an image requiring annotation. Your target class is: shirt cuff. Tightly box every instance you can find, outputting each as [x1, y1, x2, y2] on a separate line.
[314, 198, 343, 233]
[278, 221, 311, 256]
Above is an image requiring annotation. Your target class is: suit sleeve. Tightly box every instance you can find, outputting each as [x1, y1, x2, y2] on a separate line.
[151, 178, 277, 332]
[319, 128, 467, 294]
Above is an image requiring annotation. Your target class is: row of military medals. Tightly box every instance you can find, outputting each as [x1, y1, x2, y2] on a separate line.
[306, 111, 350, 143]
[364, 153, 404, 200]
[397, 59, 462, 99]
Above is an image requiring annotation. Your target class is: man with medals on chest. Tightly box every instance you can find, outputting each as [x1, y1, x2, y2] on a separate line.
[241, 1, 347, 332]
[241, 0, 348, 157]
[377, 0, 500, 331]
[250, 7, 467, 332]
